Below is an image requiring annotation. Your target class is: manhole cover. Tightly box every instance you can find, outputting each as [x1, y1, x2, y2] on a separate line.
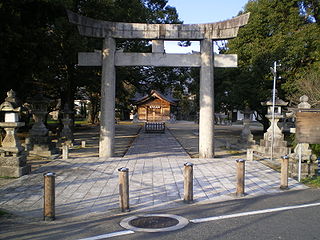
[130, 216, 179, 228]
[120, 214, 189, 232]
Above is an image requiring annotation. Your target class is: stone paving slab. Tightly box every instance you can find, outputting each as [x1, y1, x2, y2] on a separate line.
[0, 128, 306, 221]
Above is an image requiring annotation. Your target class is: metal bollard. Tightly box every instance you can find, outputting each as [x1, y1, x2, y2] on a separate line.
[280, 155, 289, 190]
[43, 172, 55, 221]
[81, 140, 86, 148]
[184, 162, 193, 203]
[62, 144, 69, 160]
[118, 167, 130, 212]
[236, 159, 246, 197]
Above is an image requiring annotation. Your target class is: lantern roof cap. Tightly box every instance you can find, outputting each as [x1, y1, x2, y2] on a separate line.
[0, 89, 21, 112]
[261, 89, 288, 107]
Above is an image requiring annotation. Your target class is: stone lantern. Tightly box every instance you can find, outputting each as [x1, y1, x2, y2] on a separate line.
[261, 91, 288, 140]
[297, 95, 311, 109]
[238, 105, 255, 146]
[257, 90, 290, 157]
[28, 93, 57, 157]
[289, 95, 313, 162]
[0, 90, 30, 177]
[29, 93, 49, 136]
[60, 103, 74, 145]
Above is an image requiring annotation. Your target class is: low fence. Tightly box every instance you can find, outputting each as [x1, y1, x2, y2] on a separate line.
[144, 122, 165, 133]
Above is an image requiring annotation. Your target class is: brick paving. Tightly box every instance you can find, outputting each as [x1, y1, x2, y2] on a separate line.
[0, 126, 306, 221]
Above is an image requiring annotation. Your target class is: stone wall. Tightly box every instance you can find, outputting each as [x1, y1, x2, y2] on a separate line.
[289, 161, 317, 179]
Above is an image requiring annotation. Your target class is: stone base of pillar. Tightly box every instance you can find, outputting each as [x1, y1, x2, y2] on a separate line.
[0, 154, 30, 177]
[60, 132, 74, 143]
[28, 135, 59, 158]
[29, 148, 58, 158]
[259, 140, 290, 157]
[61, 118, 74, 144]
[58, 139, 73, 148]
[289, 160, 317, 179]
[289, 143, 313, 162]
[252, 144, 290, 159]
[251, 132, 290, 159]
[238, 123, 255, 147]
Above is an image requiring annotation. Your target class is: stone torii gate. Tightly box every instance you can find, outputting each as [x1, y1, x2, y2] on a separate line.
[67, 11, 250, 158]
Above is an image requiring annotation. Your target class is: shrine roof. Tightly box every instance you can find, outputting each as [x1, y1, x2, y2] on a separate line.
[132, 90, 178, 106]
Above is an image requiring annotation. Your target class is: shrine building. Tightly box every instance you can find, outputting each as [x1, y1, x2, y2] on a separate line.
[132, 90, 178, 122]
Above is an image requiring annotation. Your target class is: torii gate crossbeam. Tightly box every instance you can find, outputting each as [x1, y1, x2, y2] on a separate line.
[67, 11, 249, 158]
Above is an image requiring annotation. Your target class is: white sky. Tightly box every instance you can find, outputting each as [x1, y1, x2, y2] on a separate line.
[164, 0, 249, 53]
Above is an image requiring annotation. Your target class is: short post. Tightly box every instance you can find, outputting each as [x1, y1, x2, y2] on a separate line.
[43, 172, 55, 221]
[236, 159, 246, 197]
[298, 143, 302, 182]
[81, 140, 86, 148]
[280, 155, 289, 190]
[247, 148, 253, 161]
[118, 167, 129, 212]
[25, 137, 31, 151]
[62, 144, 69, 160]
[184, 162, 193, 203]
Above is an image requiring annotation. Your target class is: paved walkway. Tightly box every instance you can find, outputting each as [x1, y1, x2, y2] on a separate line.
[0, 128, 306, 221]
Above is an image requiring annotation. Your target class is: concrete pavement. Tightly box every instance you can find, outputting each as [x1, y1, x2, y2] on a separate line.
[0, 125, 306, 222]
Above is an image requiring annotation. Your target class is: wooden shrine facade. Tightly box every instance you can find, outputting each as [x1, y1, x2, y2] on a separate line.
[133, 90, 178, 122]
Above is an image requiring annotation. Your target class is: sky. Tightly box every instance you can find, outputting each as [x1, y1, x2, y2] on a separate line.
[164, 0, 249, 53]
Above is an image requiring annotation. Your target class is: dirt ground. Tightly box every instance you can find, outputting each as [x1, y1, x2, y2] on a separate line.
[0, 122, 143, 187]
[166, 121, 284, 172]
[167, 121, 264, 159]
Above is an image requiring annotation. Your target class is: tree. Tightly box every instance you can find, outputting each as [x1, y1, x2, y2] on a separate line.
[289, 69, 320, 107]
[0, 0, 84, 114]
[0, 0, 183, 122]
[217, 0, 319, 127]
[299, 0, 320, 23]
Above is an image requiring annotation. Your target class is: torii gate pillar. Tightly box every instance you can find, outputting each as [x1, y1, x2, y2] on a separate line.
[100, 37, 116, 157]
[199, 39, 214, 157]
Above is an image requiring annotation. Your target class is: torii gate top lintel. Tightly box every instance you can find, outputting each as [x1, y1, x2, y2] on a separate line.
[67, 10, 250, 40]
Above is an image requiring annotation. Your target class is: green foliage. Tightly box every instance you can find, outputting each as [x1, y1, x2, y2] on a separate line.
[287, 133, 297, 148]
[310, 144, 320, 156]
[74, 120, 88, 125]
[0, 176, 16, 179]
[218, 0, 320, 126]
[301, 176, 320, 188]
[3, 0, 318, 124]
[0, 209, 9, 217]
[0, 0, 183, 121]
